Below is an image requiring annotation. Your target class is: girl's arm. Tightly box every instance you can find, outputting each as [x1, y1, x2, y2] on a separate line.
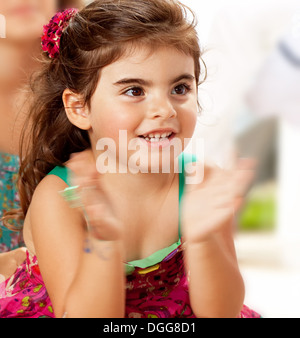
[182, 160, 254, 318]
[63, 238, 125, 318]
[29, 173, 125, 318]
[184, 225, 244, 318]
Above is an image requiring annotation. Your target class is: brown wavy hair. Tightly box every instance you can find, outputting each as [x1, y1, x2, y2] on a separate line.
[4, 0, 206, 228]
[59, 0, 84, 10]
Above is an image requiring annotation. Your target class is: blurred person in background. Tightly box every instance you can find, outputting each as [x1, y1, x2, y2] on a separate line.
[0, 0, 83, 257]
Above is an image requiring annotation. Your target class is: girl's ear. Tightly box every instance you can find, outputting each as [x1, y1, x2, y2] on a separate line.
[62, 89, 91, 130]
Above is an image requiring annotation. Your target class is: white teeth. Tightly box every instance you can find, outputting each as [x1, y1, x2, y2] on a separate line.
[140, 131, 173, 143]
[149, 136, 169, 142]
[142, 131, 173, 139]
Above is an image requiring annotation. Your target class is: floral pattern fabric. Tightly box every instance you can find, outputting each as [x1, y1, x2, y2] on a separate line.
[0, 245, 261, 318]
[126, 242, 260, 318]
[0, 153, 24, 252]
[0, 250, 54, 317]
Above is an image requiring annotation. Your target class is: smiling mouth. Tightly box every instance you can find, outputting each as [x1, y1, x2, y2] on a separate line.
[138, 131, 175, 142]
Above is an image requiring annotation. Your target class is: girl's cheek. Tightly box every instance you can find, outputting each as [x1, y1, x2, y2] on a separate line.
[180, 108, 197, 134]
[91, 113, 131, 141]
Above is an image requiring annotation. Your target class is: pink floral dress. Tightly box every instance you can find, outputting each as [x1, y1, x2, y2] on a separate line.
[125, 239, 260, 318]
[0, 241, 260, 318]
[0, 250, 54, 317]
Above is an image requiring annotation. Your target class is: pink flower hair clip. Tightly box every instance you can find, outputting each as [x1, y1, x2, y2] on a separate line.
[41, 8, 79, 59]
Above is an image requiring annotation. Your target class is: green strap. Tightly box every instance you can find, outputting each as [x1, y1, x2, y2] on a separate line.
[178, 152, 197, 239]
[47, 166, 71, 186]
[126, 238, 181, 271]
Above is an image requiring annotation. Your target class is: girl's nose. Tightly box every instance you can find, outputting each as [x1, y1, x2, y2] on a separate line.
[147, 95, 177, 120]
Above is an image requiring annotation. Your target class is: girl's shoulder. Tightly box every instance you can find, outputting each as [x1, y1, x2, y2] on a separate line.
[47, 165, 71, 186]
[32, 161, 73, 202]
[23, 166, 79, 255]
[27, 165, 84, 249]
[28, 171, 71, 227]
[33, 166, 70, 199]
[29, 164, 75, 222]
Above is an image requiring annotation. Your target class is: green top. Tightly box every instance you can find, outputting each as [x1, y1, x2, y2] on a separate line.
[48, 152, 197, 274]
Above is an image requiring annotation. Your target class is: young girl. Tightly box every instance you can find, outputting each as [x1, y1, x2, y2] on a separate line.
[0, 0, 260, 318]
[0, 0, 83, 252]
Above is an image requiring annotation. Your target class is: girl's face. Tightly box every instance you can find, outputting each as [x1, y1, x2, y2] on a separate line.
[0, 0, 57, 40]
[88, 45, 198, 173]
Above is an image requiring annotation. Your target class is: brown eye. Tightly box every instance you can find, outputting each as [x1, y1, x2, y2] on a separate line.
[172, 84, 190, 95]
[125, 87, 144, 97]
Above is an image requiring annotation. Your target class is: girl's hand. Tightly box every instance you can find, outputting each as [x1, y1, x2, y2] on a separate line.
[65, 150, 124, 242]
[181, 159, 255, 244]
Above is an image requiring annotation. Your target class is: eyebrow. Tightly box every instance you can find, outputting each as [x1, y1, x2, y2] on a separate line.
[113, 73, 195, 86]
[172, 74, 195, 84]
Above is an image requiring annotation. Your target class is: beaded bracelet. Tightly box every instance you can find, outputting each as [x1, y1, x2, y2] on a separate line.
[59, 185, 110, 260]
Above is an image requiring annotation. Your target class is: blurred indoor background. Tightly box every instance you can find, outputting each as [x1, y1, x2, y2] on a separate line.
[180, 0, 300, 318]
